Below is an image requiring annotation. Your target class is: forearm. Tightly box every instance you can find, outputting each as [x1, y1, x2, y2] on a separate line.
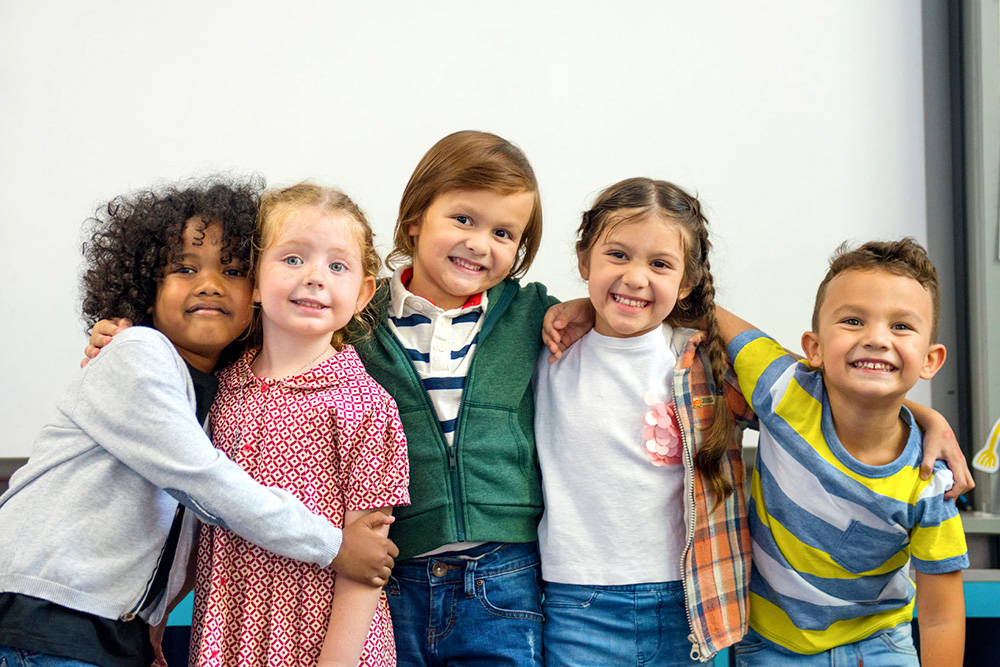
[916, 570, 965, 667]
[919, 617, 965, 667]
[715, 306, 756, 347]
[317, 576, 383, 667]
[317, 508, 390, 667]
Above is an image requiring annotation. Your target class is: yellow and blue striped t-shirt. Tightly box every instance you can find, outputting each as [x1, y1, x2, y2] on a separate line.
[729, 330, 968, 654]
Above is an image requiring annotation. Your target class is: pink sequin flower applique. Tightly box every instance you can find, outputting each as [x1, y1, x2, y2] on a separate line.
[642, 391, 682, 467]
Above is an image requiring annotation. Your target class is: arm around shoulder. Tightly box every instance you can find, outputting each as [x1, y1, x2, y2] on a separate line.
[74, 328, 343, 567]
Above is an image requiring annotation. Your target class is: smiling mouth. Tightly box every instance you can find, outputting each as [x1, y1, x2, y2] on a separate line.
[851, 360, 897, 372]
[292, 299, 327, 310]
[187, 304, 229, 315]
[450, 257, 486, 273]
[612, 294, 650, 308]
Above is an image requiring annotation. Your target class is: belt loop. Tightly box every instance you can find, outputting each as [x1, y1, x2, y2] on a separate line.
[464, 557, 477, 598]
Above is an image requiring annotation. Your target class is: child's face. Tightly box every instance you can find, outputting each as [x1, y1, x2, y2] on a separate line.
[801, 268, 946, 406]
[253, 207, 376, 344]
[151, 218, 253, 373]
[579, 214, 690, 339]
[406, 189, 534, 309]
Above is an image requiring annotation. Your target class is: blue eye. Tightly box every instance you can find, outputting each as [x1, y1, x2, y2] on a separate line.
[330, 262, 346, 273]
[284, 256, 303, 266]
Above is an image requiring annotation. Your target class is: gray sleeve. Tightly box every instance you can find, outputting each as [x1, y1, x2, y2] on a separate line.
[72, 330, 342, 567]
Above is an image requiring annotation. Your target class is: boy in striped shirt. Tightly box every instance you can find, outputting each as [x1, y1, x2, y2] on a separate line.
[720, 239, 967, 667]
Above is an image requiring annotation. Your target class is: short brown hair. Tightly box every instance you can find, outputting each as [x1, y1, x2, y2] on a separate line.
[812, 238, 941, 341]
[251, 182, 381, 349]
[386, 130, 542, 279]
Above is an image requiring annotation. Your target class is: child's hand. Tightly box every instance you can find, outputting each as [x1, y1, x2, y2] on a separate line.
[908, 400, 974, 499]
[542, 298, 594, 363]
[331, 511, 398, 586]
[149, 615, 169, 667]
[81, 318, 132, 367]
[921, 423, 974, 500]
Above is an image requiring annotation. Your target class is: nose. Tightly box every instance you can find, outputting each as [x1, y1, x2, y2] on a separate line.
[863, 325, 891, 349]
[622, 264, 648, 288]
[464, 229, 489, 255]
[304, 261, 325, 288]
[197, 271, 225, 296]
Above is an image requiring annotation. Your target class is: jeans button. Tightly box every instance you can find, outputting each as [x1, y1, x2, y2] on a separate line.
[432, 562, 448, 577]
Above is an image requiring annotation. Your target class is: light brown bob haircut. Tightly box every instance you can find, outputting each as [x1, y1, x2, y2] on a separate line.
[386, 130, 542, 279]
[812, 237, 941, 342]
[250, 182, 381, 349]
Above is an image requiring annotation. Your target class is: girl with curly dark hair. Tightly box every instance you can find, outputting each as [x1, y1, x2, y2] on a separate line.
[0, 177, 396, 667]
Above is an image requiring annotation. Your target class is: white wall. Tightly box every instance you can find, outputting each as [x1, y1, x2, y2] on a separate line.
[0, 0, 932, 456]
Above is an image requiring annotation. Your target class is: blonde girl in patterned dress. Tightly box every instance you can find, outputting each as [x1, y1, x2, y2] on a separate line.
[190, 183, 410, 667]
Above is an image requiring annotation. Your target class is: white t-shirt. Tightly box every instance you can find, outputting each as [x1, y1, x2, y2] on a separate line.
[533, 325, 686, 585]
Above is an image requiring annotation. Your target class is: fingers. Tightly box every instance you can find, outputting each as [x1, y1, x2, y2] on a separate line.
[944, 469, 975, 500]
[358, 511, 395, 529]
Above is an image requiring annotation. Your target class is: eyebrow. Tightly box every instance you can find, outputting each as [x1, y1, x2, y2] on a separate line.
[271, 238, 359, 256]
[829, 303, 926, 322]
[602, 238, 683, 260]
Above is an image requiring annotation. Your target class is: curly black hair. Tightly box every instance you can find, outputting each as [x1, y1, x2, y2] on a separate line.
[81, 175, 263, 363]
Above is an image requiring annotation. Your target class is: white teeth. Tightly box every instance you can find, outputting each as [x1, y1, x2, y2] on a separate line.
[293, 300, 324, 309]
[612, 294, 648, 308]
[451, 257, 484, 271]
[852, 361, 895, 371]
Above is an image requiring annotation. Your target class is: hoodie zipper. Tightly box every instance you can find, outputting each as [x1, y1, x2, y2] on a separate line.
[381, 281, 519, 542]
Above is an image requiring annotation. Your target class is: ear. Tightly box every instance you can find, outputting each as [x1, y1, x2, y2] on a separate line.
[406, 220, 421, 238]
[577, 251, 590, 281]
[919, 343, 947, 380]
[801, 331, 823, 368]
[355, 275, 377, 313]
[677, 281, 693, 302]
[252, 284, 261, 305]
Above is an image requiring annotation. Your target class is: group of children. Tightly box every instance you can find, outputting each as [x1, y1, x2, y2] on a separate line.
[0, 130, 973, 667]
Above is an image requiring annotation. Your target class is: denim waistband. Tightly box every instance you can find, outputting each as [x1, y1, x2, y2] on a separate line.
[393, 541, 540, 584]
[544, 580, 682, 593]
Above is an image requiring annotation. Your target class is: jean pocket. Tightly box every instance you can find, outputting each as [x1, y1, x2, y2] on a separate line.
[733, 632, 769, 656]
[476, 568, 544, 622]
[542, 583, 599, 609]
[879, 624, 918, 656]
[385, 575, 400, 597]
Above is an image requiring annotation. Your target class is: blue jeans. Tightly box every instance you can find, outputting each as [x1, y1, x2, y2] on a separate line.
[0, 647, 99, 667]
[386, 542, 544, 666]
[734, 625, 919, 666]
[542, 580, 713, 666]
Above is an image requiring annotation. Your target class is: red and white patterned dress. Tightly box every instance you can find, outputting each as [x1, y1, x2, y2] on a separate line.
[190, 345, 409, 667]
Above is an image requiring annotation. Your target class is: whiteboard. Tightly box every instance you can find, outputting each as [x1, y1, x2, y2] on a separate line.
[0, 0, 934, 456]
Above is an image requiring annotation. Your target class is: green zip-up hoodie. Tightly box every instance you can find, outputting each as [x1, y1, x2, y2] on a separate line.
[354, 278, 556, 560]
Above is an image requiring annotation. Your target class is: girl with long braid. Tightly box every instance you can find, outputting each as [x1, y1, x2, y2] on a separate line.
[535, 177, 753, 665]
